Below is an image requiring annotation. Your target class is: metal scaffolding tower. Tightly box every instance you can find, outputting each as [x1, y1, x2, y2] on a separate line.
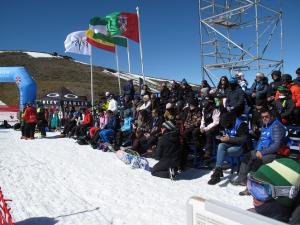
[199, 0, 283, 85]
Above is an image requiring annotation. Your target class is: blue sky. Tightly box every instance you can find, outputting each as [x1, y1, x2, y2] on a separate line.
[0, 0, 299, 85]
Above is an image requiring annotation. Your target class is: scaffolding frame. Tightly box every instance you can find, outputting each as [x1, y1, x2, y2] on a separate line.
[198, 0, 283, 86]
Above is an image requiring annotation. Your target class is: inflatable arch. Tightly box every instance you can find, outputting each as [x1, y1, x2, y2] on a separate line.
[0, 67, 37, 110]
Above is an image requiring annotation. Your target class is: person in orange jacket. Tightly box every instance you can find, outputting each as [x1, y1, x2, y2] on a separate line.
[73, 108, 93, 138]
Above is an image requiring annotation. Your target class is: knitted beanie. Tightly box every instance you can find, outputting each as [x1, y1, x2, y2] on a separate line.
[162, 121, 176, 131]
[253, 158, 300, 207]
[166, 103, 173, 109]
[229, 76, 238, 84]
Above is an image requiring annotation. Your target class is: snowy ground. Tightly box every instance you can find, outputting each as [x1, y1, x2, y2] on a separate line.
[0, 129, 252, 225]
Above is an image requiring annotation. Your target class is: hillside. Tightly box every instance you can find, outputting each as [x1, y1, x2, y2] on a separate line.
[0, 51, 194, 106]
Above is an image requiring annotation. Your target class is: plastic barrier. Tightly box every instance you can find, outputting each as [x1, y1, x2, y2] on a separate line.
[0, 188, 15, 225]
[187, 196, 286, 225]
[0, 67, 37, 111]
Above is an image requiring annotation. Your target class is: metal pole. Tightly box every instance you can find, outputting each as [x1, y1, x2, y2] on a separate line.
[136, 6, 145, 83]
[89, 46, 94, 108]
[126, 38, 131, 74]
[115, 45, 122, 96]
[279, 0, 284, 72]
[255, 0, 260, 70]
[198, 0, 205, 81]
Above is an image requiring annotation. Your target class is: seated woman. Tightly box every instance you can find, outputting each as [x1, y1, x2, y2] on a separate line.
[114, 109, 133, 150]
[89, 109, 108, 139]
[151, 121, 182, 180]
[90, 110, 117, 148]
[131, 109, 152, 155]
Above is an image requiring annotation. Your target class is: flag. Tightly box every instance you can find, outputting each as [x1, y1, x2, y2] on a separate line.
[86, 29, 115, 53]
[89, 17, 128, 47]
[105, 12, 139, 43]
[64, 31, 91, 56]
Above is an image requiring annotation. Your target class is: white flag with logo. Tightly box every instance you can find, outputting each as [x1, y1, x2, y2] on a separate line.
[64, 31, 91, 56]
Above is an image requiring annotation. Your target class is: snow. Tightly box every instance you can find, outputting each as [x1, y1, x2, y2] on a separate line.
[0, 129, 252, 225]
[25, 51, 58, 58]
[0, 51, 61, 58]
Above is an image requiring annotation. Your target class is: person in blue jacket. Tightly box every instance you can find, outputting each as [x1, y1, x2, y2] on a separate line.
[114, 109, 133, 150]
[208, 112, 251, 185]
[232, 108, 288, 190]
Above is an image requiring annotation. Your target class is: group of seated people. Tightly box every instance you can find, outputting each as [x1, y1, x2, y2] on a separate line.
[19, 69, 300, 224]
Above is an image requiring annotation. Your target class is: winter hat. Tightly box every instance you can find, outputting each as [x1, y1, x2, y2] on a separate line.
[271, 70, 282, 78]
[162, 121, 176, 131]
[281, 74, 293, 83]
[166, 103, 173, 109]
[256, 72, 265, 78]
[105, 91, 110, 97]
[181, 78, 187, 85]
[236, 72, 243, 78]
[123, 109, 132, 118]
[228, 76, 238, 84]
[252, 158, 300, 207]
[255, 98, 267, 106]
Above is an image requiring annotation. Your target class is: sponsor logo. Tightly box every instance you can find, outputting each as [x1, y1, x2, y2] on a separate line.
[72, 37, 89, 51]
[47, 93, 60, 98]
[118, 16, 128, 33]
[15, 76, 21, 86]
[64, 94, 78, 99]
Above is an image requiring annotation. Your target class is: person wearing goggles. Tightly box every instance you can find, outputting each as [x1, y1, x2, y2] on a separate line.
[247, 158, 300, 223]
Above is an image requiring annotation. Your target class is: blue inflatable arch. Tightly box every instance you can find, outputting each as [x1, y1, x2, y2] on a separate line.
[0, 67, 37, 110]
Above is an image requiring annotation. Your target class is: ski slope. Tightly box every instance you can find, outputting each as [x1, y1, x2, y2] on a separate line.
[0, 129, 252, 225]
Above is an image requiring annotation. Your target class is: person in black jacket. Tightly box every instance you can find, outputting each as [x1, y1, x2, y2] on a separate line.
[225, 76, 245, 116]
[267, 70, 282, 103]
[36, 103, 47, 138]
[123, 79, 135, 101]
[273, 86, 295, 125]
[160, 82, 170, 107]
[151, 121, 182, 180]
[208, 112, 251, 185]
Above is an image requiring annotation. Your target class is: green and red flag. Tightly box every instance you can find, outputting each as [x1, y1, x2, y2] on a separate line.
[89, 17, 127, 47]
[105, 12, 139, 43]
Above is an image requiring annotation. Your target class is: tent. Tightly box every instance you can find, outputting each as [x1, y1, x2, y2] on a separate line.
[40, 86, 88, 107]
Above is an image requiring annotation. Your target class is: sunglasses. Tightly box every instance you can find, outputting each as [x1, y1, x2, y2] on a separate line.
[261, 115, 270, 119]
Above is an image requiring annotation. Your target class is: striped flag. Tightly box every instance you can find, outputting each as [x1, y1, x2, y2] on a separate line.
[86, 29, 116, 53]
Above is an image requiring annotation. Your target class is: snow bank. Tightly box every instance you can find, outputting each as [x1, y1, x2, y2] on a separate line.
[0, 130, 252, 225]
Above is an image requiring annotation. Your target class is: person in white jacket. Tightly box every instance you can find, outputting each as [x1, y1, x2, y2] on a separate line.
[199, 95, 220, 159]
[137, 95, 151, 113]
[107, 94, 118, 113]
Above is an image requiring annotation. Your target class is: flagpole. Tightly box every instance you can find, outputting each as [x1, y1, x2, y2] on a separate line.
[89, 45, 94, 109]
[115, 45, 122, 96]
[136, 6, 145, 84]
[126, 38, 131, 74]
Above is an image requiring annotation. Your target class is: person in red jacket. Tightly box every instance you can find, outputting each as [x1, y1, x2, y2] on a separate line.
[22, 103, 38, 139]
[73, 108, 93, 138]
